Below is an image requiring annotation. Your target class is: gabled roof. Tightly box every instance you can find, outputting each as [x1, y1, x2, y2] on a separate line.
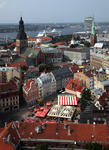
[0, 122, 20, 150]
[1, 121, 109, 148]
[8, 61, 26, 68]
[21, 48, 40, 58]
[52, 67, 73, 80]
[25, 79, 35, 90]
[66, 78, 84, 92]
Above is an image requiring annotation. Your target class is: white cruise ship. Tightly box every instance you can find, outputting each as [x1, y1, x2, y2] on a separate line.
[37, 29, 61, 37]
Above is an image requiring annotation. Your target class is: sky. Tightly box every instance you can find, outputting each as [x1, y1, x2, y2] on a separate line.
[0, 0, 109, 23]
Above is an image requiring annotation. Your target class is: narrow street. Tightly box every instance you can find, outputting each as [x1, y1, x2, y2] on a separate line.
[0, 107, 30, 127]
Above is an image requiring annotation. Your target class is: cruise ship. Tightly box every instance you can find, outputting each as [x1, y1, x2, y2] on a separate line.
[37, 29, 61, 37]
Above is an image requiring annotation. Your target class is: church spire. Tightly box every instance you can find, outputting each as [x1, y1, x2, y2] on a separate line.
[16, 17, 28, 54]
[16, 17, 27, 40]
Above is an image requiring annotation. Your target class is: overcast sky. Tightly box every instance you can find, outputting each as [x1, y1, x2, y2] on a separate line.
[0, 0, 109, 23]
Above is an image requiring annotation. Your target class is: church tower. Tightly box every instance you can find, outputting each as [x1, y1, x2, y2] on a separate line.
[90, 18, 97, 46]
[16, 17, 28, 54]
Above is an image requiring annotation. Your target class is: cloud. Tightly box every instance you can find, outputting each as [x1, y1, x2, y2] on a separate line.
[0, 1, 6, 8]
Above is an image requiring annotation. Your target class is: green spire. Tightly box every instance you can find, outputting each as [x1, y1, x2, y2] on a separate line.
[91, 18, 95, 36]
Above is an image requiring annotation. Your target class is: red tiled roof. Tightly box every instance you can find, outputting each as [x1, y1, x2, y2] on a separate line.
[55, 42, 66, 45]
[0, 143, 14, 150]
[0, 80, 19, 98]
[28, 38, 37, 41]
[1, 121, 109, 148]
[8, 62, 27, 68]
[34, 48, 41, 51]
[61, 63, 72, 68]
[0, 122, 20, 150]
[70, 64, 80, 73]
[18, 122, 109, 144]
[8, 42, 16, 48]
[66, 78, 84, 92]
[0, 80, 18, 92]
[41, 36, 52, 40]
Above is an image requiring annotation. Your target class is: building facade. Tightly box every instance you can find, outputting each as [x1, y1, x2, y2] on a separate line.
[41, 48, 63, 64]
[52, 67, 73, 91]
[36, 73, 56, 98]
[65, 78, 84, 98]
[23, 79, 39, 105]
[0, 80, 19, 112]
[90, 54, 109, 69]
[63, 48, 90, 65]
[0, 67, 21, 83]
[74, 71, 94, 90]
[84, 17, 93, 33]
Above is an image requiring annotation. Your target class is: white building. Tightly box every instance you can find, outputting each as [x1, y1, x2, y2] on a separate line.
[36, 73, 56, 98]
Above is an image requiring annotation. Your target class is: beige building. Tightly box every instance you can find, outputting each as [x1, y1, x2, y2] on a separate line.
[94, 76, 104, 90]
[96, 72, 109, 81]
[6, 68, 21, 82]
[0, 67, 21, 83]
[74, 71, 94, 90]
[90, 55, 109, 69]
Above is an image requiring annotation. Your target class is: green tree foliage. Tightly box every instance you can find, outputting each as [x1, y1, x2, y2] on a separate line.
[79, 88, 93, 111]
[39, 64, 46, 72]
[34, 143, 48, 150]
[70, 44, 79, 48]
[39, 64, 60, 72]
[85, 143, 102, 150]
[21, 65, 28, 72]
[52, 35, 72, 44]
[80, 39, 90, 47]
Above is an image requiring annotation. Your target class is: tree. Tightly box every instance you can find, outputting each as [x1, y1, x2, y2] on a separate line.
[70, 44, 78, 48]
[85, 143, 102, 150]
[34, 143, 48, 150]
[39, 64, 46, 72]
[21, 65, 28, 72]
[79, 88, 93, 111]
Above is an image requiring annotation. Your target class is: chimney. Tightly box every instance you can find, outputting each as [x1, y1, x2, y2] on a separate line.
[68, 126, 71, 136]
[56, 132, 58, 136]
[87, 120, 90, 124]
[74, 120, 78, 124]
[104, 119, 107, 125]
[16, 121, 20, 128]
[64, 124, 68, 129]
[5, 122, 7, 128]
[7, 134, 11, 143]
[42, 123, 46, 129]
[3, 136, 6, 144]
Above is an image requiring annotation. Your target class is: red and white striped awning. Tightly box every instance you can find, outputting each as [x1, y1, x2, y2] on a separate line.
[57, 95, 77, 105]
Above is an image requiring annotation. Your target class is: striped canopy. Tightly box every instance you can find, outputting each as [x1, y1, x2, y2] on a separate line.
[57, 95, 77, 105]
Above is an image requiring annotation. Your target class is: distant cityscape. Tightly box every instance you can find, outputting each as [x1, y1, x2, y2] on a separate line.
[0, 21, 109, 42]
